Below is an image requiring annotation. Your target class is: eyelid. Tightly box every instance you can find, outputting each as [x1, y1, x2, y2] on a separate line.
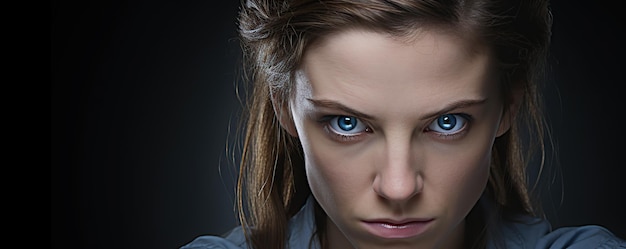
[319, 115, 372, 142]
[426, 113, 472, 139]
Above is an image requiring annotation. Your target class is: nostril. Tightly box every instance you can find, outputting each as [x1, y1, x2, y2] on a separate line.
[373, 173, 422, 202]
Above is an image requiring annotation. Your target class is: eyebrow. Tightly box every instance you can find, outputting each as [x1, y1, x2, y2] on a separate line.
[307, 98, 375, 120]
[306, 98, 487, 120]
[420, 98, 488, 121]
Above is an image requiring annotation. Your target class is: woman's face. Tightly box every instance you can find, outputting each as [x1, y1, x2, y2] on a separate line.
[286, 29, 508, 249]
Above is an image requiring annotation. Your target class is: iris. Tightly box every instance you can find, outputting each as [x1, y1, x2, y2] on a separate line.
[337, 116, 357, 131]
[437, 114, 457, 130]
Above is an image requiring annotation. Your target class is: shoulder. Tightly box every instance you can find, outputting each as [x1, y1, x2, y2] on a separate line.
[180, 196, 319, 249]
[538, 225, 626, 249]
[180, 227, 248, 249]
[494, 215, 626, 249]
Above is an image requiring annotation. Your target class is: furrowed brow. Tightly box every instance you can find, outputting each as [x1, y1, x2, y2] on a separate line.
[307, 98, 487, 121]
[420, 98, 488, 121]
[306, 98, 374, 120]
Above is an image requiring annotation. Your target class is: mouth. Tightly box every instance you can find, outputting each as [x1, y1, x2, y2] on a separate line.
[361, 218, 434, 239]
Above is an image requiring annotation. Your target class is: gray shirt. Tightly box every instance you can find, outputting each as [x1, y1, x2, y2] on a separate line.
[181, 197, 625, 249]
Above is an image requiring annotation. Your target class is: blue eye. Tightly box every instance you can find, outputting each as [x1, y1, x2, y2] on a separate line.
[328, 115, 367, 136]
[428, 114, 467, 134]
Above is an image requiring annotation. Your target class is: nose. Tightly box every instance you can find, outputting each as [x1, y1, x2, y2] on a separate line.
[373, 137, 422, 202]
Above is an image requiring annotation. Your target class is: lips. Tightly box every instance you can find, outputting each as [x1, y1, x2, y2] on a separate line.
[362, 219, 434, 239]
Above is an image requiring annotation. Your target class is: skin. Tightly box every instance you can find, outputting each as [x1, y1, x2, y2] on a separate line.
[278, 29, 511, 249]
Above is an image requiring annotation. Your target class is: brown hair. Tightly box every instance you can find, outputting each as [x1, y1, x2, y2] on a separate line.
[235, 0, 553, 248]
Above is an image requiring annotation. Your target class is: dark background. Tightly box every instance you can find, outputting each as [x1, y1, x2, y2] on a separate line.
[51, 1, 625, 248]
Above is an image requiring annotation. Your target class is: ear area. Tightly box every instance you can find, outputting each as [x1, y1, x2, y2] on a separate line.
[270, 90, 299, 137]
[496, 87, 523, 137]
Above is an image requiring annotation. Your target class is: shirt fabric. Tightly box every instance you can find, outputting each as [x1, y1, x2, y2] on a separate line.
[181, 196, 625, 249]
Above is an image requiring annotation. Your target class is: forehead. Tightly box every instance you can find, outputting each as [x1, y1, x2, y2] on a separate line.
[295, 29, 497, 119]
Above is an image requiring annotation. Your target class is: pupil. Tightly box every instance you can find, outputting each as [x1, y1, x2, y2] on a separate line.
[338, 116, 356, 131]
[438, 115, 456, 130]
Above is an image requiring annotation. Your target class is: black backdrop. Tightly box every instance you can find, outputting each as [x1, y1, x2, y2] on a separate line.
[51, 1, 626, 248]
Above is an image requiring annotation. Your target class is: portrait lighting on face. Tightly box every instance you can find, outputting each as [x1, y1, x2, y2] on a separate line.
[288, 29, 503, 248]
[178, 1, 626, 248]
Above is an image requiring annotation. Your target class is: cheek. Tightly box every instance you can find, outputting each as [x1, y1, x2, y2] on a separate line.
[450, 150, 490, 201]
[426, 135, 492, 215]
[457, 152, 490, 217]
[433, 110, 499, 196]
[297, 122, 372, 208]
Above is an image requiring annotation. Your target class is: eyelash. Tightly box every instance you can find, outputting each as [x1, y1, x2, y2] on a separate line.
[319, 115, 371, 143]
[318, 113, 473, 142]
[425, 113, 473, 140]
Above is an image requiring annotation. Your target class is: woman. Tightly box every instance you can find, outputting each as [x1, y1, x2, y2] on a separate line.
[183, 0, 625, 248]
